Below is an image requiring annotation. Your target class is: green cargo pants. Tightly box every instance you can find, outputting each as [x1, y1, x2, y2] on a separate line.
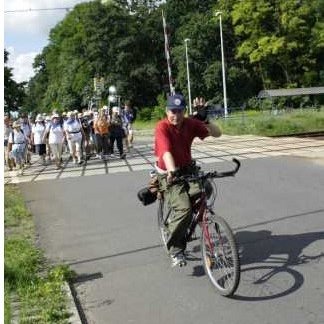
[158, 175, 201, 255]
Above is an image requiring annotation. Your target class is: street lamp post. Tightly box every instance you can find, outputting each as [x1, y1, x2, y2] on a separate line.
[108, 85, 117, 103]
[108, 85, 122, 115]
[215, 11, 228, 118]
[184, 38, 192, 115]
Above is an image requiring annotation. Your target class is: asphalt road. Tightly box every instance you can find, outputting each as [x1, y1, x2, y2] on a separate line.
[20, 156, 324, 324]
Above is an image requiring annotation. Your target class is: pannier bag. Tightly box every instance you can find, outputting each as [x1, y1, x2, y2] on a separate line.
[137, 174, 159, 206]
[137, 187, 157, 206]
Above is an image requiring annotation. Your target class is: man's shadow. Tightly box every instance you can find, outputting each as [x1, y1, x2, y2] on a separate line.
[190, 229, 324, 300]
[237, 230, 324, 266]
[234, 229, 324, 300]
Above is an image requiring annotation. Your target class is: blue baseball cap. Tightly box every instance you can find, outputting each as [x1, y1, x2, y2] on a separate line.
[166, 94, 186, 110]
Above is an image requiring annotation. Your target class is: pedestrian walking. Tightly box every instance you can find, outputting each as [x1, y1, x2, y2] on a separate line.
[8, 120, 28, 175]
[64, 111, 84, 165]
[62, 112, 69, 154]
[110, 106, 126, 159]
[87, 111, 96, 156]
[31, 114, 47, 165]
[122, 100, 137, 151]
[20, 113, 32, 165]
[43, 113, 66, 169]
[94, 109, 110, 160]
[4, 115, 14, 170]
[80, 111, 92, 160]
[44, 115, 52, 161]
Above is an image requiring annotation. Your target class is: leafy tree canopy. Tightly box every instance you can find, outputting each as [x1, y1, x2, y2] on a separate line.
[4, 50, 26, 114]
[12, 0, 324, 115]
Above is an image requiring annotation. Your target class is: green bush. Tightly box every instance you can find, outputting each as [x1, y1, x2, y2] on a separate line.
[137, 107, 152, 121]
[151, 93, 166, 121]
[138, 93, 167, 121]
[246, 97, 262, 110]
[151, 106, 165, 120]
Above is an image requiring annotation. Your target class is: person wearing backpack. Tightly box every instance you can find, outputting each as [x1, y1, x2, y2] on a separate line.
[8, 120, 27, 175]
[110, 106, 126, 159]
[93, 109, 110, 160]
[80, 111, 92, 160]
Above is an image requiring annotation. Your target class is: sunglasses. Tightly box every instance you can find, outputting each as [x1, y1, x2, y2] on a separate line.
[169, 108, 184, 114]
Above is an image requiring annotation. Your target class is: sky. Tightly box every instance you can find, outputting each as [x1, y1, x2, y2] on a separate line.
[4, 0, 92, 83]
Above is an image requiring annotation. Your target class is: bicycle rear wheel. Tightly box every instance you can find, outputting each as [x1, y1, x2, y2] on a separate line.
[201, 213, 240, 296]
[157, 198, 170, 252]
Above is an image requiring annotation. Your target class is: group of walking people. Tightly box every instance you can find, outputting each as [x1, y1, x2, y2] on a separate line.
[4, 101, 137, 175]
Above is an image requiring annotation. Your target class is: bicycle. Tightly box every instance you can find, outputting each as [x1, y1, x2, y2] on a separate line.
[157, 158, 241, 297]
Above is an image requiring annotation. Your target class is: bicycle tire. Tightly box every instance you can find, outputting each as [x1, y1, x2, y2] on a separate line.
[201, 213, 240, 296]
[157, 198, 170, 253]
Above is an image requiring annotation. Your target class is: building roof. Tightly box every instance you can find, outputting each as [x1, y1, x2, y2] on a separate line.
[258, 87, 324, 98]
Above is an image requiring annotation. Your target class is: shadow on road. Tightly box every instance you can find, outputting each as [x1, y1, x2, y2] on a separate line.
[188, 208, 324, 301]
[233, 228, 324, 301]
[69, 272, 104, 324]
[67, 244, 162, 266]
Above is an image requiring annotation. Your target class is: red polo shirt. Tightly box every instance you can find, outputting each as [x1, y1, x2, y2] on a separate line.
[154, 117, 209, 170]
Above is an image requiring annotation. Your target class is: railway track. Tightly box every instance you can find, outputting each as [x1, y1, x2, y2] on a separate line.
[272, 131, 324, 138]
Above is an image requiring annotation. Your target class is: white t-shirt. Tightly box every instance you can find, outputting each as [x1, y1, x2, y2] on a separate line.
[8, 129, 26, 145]
[47, 123, 65, 144]
[21, 122, 32, 137]
[32, 123, 46, 145]
[64, 119, 82, 141]
[4, 124, 12, 141]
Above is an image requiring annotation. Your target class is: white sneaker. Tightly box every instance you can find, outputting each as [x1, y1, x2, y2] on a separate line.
[170, 252, 187, 268]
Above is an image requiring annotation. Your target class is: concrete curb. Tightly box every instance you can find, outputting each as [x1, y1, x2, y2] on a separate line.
[63, 282, 82, 324]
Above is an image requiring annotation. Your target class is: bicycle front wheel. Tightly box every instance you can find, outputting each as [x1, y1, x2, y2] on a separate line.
[201, 213, 240, 297]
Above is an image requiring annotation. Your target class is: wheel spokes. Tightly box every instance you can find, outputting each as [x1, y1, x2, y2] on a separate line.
[202, 218, 239, 294]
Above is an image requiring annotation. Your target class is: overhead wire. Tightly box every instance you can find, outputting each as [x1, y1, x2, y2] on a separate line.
[4, 7, 73, 13]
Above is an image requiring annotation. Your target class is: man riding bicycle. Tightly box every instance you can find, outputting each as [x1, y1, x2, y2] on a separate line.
[154, 94, 222, 267]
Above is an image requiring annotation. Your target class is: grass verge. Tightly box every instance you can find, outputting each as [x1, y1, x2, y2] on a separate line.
[217, 108, 324, 136]
[134, 108, 324, 136]
[4, 184, 75, 324]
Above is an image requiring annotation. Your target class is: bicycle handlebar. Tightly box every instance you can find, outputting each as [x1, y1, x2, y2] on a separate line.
[208, 158, 241, 178]
[173, 158, 241, 183]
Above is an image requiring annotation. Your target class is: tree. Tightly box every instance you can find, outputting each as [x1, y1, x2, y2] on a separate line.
[22, 0, 324, 113]
[4, 49, 26, 114]
[26, 1, 166, 110]
[231, 0, 323, 89]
